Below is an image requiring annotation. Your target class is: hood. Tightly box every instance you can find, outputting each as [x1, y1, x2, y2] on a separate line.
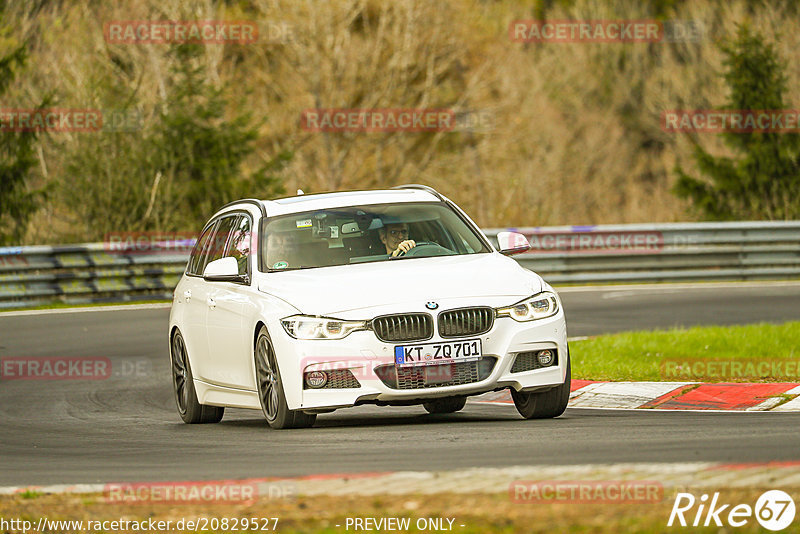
[257, 253, 542, 316]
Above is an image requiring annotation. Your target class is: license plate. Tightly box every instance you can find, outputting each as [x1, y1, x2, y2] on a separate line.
[394, 339, 482, 367]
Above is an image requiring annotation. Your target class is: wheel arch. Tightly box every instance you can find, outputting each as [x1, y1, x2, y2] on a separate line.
[169, 325, 185, 360]
[254, 320, 268, 349]
[169, 325, 198, 377]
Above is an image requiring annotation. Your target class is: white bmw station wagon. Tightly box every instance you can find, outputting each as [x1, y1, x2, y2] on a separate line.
[169, 185, 570, 429]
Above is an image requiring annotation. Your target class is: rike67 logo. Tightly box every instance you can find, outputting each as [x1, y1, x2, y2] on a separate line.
[668, 490, 796, 531]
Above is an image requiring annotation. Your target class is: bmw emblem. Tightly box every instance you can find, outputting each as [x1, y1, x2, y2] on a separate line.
[425, 301, 439, 310]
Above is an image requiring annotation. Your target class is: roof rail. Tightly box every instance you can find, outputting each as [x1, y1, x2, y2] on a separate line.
[217, 198, 267, 217]
[390, 184, 446, 202]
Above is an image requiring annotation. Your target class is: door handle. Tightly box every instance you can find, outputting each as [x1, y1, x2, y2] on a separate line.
[183, 290, 191, 302]
[206, 297, 216, 310]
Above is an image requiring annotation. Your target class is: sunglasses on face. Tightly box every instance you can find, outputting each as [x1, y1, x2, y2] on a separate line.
[388, 228, 409, 237]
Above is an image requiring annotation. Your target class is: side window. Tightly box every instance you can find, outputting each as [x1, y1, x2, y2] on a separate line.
[225, 215, 252, 276]
[200, 215, 239, 274]
[187, 222, 216, 275]
[200, 216, 238, 275]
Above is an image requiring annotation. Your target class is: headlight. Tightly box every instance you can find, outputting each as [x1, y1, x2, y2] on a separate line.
[281, 315, 366, 340]
[496, 292, 559, 322]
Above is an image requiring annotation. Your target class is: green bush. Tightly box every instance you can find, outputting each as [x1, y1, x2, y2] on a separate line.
[61, 44, 288, 239]
[674, 24, 800, 220]
[0, 41, 47, 246]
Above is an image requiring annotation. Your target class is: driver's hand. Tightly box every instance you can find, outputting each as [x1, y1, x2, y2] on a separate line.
[391, 240, 416, 257]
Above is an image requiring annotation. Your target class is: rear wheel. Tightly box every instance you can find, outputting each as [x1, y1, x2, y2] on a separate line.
[423, 396, 467, 414]
[255, 327, 316, 429]
[511, 354, 571, 419]
[171, 331, 224, 424]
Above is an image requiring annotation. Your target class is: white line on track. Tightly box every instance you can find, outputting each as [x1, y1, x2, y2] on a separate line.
[470, 401, 800, 413]
[556, 280, 800, 293]
[2, 281, 799, 317]
[0, 303, 172, 317]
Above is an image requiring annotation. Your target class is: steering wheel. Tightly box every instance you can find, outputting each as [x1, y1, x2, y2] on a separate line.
[393, 241, 453, 258]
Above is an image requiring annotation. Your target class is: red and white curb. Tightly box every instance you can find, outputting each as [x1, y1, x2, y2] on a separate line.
[474, 382, 800, 411]
[3, 462, 800, 497]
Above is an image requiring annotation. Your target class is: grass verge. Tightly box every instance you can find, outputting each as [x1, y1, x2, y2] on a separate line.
[570, 321, 800, 382]
[0, 488, 794, 533]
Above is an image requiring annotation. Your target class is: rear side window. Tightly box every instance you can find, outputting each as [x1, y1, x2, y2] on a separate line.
[187, 222, 216, 275]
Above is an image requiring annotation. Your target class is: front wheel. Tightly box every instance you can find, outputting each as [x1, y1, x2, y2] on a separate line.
[423, 396, 467, 414]
[171, 330, 224, 424]
[511, 355, 571, 419]
[254, 327, 316, 429]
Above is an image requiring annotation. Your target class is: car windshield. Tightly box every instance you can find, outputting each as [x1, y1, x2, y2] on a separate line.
[261, 202, 490, 271]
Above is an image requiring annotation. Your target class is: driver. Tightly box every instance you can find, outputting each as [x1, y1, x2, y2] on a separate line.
[379, 223, 416, 257]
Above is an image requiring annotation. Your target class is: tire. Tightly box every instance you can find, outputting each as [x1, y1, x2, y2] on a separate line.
[254, 326, 316, 429]
[423, 396, 467, 414]
[171, 330, 224, 424]
[511, 354, 571, 419]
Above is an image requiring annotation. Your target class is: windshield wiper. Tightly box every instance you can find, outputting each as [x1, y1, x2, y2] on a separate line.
[267, 266, 316, 272]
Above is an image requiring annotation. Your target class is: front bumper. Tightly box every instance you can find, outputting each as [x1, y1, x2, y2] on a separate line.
[272, 311, 568, 410]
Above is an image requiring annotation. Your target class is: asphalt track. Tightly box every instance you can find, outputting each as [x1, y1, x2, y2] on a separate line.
[1, 282, 800, 486]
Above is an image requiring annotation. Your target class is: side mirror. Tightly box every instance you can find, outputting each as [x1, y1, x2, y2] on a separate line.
[497, 231, 531, 256]
[203, 257, 247, 283]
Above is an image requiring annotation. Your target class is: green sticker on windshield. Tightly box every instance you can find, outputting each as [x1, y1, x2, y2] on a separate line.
[272, 261, 288, 269]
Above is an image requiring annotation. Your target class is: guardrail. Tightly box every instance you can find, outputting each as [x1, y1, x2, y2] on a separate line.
[483, 221, 800, 285]
[0, 243, 187, 310]
[0, 221, 798, 309]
